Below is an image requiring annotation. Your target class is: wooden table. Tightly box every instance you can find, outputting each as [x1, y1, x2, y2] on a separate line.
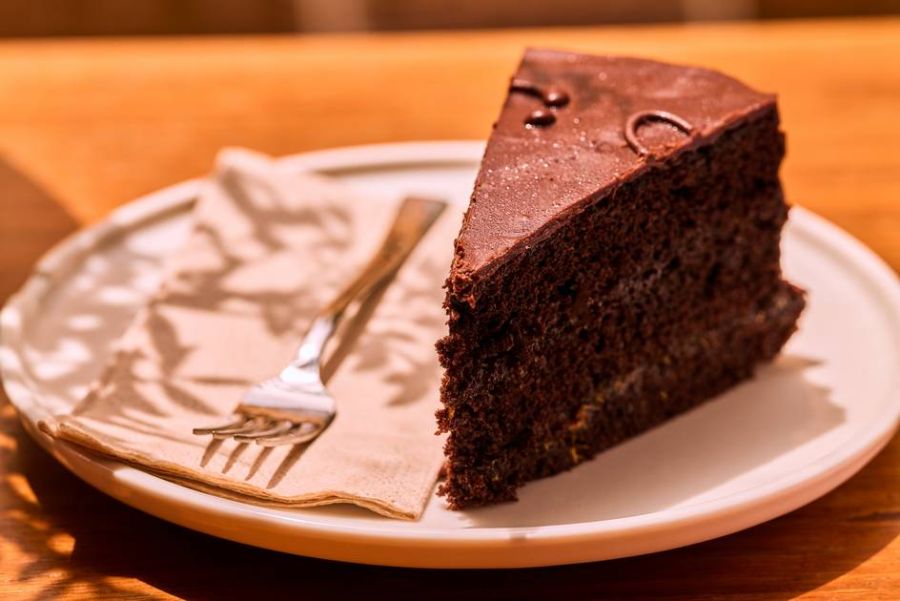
[1, 16, 898, 600]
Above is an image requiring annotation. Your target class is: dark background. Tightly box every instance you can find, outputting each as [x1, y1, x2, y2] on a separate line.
[0, 0, 899, 37]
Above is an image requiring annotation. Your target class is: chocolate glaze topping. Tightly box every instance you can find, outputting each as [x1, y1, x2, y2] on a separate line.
[525, 109, 556, 127]
[625, 110, 694, 156]
[510, 78, 570, 127]
[510, 78, 570, 107]
[451, 49, 776, 284]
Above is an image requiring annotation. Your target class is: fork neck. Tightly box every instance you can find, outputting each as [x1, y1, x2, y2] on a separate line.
[294, 314, 337, 368]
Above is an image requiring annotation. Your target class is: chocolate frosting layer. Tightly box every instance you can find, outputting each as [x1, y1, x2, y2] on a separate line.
[451, 49, 776, 287]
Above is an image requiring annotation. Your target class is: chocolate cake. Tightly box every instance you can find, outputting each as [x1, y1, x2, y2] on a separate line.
[436, 49, 806, 509]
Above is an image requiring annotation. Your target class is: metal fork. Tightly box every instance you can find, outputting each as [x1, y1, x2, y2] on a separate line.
[192, 196, 446, 446]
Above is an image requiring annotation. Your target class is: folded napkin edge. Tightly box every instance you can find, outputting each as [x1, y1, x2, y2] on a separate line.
[51, 415, 423, 520]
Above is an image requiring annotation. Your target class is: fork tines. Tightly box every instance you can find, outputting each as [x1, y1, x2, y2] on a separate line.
[192, 417, 326, 446]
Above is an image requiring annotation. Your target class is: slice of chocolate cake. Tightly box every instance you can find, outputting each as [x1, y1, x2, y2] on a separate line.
[436, 49, 806, 509]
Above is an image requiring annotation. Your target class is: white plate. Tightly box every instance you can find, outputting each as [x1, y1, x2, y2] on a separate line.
[2, 141, 900, 569]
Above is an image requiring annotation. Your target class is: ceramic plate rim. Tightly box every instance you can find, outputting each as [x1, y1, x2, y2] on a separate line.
[2, 140, 900, 561]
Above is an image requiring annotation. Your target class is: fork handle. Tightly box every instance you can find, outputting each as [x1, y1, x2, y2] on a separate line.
[293, 196, 446, 368]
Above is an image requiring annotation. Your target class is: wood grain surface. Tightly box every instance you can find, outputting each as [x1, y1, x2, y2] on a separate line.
[1, 17, 898, 600]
